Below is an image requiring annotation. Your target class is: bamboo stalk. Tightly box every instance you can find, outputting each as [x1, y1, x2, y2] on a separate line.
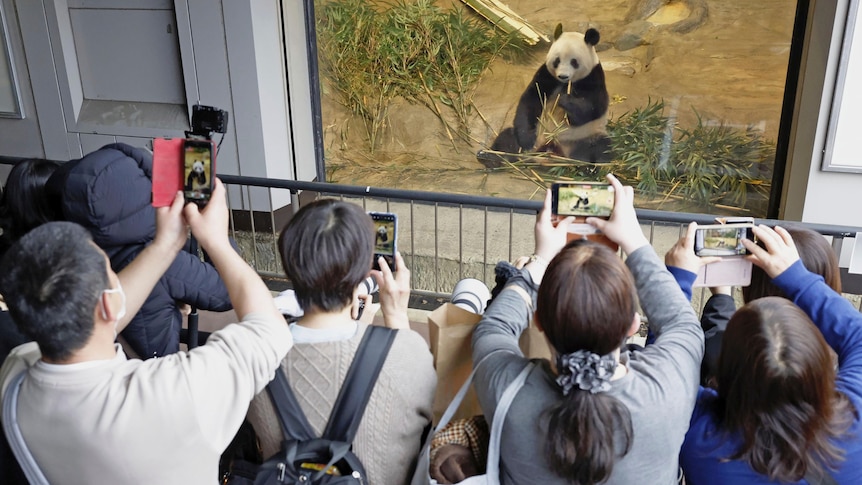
[459, 0, 549, 45]
[417, 71, 456, 147]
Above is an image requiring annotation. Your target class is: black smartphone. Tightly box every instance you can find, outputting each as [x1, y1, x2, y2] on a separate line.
[182, 139, 216, 206]
[551, 182, 615, 218]
[694, 224, 755, 257]
[369, 212, 397, 271]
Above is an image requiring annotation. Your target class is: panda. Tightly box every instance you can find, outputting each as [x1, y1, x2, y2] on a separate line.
[376, 225, 389, 244]
[185, 160, 207, 191]
[491, 24, 612, 163]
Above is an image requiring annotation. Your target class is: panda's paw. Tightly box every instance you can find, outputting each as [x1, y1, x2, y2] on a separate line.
[490, 127, 523, 154]
[537, 142, 566, 157]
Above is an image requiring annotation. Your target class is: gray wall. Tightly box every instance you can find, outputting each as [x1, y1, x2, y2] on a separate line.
[783, 0, 862, 226]
[0, 0, 317, 211]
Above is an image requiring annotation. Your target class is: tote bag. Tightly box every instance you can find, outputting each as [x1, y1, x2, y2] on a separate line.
[412, 357, 535, 485]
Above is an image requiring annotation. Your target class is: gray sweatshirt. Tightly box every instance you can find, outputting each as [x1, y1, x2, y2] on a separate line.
[472, 246, 704, 484]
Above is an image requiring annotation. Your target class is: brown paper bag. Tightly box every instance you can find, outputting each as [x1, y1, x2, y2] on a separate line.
[428, 302, 551, 422]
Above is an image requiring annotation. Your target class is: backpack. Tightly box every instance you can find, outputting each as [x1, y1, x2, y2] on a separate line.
[227, 325, 396, 485]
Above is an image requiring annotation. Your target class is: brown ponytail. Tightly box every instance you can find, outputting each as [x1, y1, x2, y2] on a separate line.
[536, 240, 637, 483]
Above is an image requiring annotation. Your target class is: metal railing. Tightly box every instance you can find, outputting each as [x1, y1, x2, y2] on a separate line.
[217, 174, 862, 311]
[2, 156, 861, 310]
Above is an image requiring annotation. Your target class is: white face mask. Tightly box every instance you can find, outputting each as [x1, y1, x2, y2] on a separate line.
[101, 282, 127, 338]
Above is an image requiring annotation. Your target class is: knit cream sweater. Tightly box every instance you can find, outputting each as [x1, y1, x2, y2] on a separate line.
[247, 322, 436, 485]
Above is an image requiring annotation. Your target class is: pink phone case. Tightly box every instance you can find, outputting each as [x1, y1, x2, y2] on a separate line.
[151, 138, 184, 207]
[693, 258, 753, 288]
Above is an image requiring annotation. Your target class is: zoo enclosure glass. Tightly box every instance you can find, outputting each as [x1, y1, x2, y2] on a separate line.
[307, 0, 802, 218]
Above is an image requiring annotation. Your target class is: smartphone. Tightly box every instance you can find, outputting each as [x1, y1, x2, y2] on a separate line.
[182, 139, 216, 206]
[693, 259, 753, 287]
[369, 212, 397, 271]
[551, 182, 615, 218]
[694, 224, 755, 257]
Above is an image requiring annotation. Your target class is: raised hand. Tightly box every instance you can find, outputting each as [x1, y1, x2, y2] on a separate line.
[743, 225, 801, 279]
[665, 222, 721, 273]
[184, 178, 230, 252]
[371, 251, 411, 329]
[586, 174, 649, 255]
[534, 188, 574, 262]
[153, 190, 189, 254]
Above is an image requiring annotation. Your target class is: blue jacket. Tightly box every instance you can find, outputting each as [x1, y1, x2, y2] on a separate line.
[671, 262, 862, 484]
[47, 143, 232, 358]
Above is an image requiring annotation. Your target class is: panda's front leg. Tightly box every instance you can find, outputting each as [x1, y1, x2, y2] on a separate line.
[513, 91, 543, 151]
[557, 94, 599, 127]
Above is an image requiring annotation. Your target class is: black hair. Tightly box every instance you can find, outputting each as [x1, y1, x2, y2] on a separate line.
[0, 159, 61, 257]
[0, 222, 108, 361]
[277, 199, 374, 312]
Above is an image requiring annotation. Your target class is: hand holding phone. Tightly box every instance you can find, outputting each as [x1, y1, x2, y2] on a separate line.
[372, 251, 411, 329]
[694, 224, 755, 257]
[369, 212, 397, 271]
[743, 225, 801, 279]
[665, 222, 721, 274]
[151, 137, 216, 208]
[689, 223, 757, 287]
[551, 182, 615, 219]
[550, 182, 618, 250]
[182, 139, 215, 206]
[584, 175, 650, 254]
[534, 189, 575, 264]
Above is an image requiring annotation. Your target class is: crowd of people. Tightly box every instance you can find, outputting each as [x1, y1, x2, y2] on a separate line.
[0, 145, 859, 484]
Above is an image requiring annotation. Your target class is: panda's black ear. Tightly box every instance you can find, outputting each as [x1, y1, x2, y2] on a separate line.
[585, 28, 600, 46]
[554, 23, 563, 41]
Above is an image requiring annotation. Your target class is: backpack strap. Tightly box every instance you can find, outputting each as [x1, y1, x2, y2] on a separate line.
[266, 365, 316, 441]
[322, 325, 396, 443]
[484, 362, 535, 482]
[3, 371, 50, 485]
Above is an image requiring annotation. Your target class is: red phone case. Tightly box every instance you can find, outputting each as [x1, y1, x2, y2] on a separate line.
[152, 138, 184, 207]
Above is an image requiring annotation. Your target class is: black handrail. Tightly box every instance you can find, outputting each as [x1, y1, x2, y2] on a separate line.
[217, 174, 862, 238]
[3, 155, 861, 237]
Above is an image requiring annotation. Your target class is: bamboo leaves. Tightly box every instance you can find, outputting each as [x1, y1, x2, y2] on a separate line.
[315, 0, 523, 151]
[606, 99, 774, 211]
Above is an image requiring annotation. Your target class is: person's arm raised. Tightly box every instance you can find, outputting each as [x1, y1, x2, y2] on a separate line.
[744, 225, 862, 361]
[664, 222, 721, 301]
[177, 181, 291, 451]
[527, 188, 573, 284]
[371, 252, 411, 329]
[183, 179, 282, 324]
[586, 174, 650, 256]
[115, 191, 187, 332]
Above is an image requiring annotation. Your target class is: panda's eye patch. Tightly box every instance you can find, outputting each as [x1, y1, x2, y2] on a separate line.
[570, 59, 579, 69]
[553, 57, 560, 68]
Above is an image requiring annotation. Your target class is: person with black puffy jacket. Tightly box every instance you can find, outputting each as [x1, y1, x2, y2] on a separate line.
[46, 143, 232, 358]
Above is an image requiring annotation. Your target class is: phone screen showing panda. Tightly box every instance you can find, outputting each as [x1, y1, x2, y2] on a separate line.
[551, 183, 614, 218]
[369, 212, 397, 271]
[183, 139, 215, 206]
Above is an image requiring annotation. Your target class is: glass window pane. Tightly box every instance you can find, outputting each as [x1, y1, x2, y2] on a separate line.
[312, 0, 796, 217]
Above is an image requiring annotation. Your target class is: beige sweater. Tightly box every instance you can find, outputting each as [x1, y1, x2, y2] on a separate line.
[0, 312, 291, 485]
[247, 323, 436, 485]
